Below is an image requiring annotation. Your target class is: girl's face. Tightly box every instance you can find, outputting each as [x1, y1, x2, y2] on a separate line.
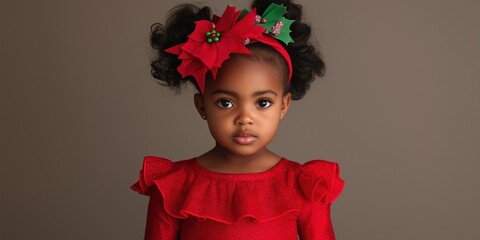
[194, 56, 291, 158]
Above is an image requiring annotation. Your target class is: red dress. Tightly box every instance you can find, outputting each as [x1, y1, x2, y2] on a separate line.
[131, 156, 344, 240]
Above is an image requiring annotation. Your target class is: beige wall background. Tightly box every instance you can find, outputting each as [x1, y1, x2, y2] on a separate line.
[1, 0, 479, 239]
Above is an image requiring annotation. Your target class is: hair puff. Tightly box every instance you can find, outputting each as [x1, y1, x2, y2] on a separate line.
[150, 4, 212, 92]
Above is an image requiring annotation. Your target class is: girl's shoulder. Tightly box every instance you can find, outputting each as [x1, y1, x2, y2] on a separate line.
[294, 159, 345, 204]
[130, 156, 195, 195]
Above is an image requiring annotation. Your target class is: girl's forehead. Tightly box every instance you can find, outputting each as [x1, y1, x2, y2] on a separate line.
[204, 57, 284, 95]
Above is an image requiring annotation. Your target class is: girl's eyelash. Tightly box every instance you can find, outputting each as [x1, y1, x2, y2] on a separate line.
[258, 98, 273, 103]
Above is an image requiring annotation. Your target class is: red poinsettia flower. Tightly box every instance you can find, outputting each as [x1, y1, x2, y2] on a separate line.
[165, 6, 265, 93]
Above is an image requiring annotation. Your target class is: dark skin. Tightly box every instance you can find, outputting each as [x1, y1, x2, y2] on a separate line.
[194, 56, 291, 173]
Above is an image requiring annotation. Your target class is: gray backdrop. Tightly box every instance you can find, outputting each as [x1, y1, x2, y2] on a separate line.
[1, 0, 479, 239]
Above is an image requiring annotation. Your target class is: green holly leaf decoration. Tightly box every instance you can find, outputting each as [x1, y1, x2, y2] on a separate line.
[257, 3, 294, 45]
[238, 3, 295, 45]
[275, 16, 294, 44]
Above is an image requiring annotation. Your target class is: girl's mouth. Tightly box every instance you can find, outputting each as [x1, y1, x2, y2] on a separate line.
[232, 131, 257, 145]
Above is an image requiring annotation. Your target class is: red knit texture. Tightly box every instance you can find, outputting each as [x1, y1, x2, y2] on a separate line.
[131, 156, 344, 240]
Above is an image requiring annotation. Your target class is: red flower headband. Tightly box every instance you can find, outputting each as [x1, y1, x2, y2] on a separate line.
[165, 4, 294, 93]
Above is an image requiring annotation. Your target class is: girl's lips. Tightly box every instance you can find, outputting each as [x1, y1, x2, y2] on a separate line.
[232, 131, 257, 145]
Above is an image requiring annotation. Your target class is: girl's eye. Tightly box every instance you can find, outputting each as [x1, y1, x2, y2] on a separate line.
[257, 99, 272, 108]
[216, 99, 234, 109]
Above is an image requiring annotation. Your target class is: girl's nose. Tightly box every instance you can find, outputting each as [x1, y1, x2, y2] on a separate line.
[235, 108, 253, 125]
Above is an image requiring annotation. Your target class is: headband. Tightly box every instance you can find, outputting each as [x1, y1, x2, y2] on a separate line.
[165, 3, 294, 93]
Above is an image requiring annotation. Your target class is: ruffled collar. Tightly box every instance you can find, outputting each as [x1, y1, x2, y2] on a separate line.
[191, 157, 289, 181]
[132, 156, 344, 224]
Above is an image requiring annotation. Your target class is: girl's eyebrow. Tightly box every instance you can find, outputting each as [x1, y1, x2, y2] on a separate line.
[210, 89, 278, 97]
[210, 89, 237, 97]
[252, 90, 278, 97]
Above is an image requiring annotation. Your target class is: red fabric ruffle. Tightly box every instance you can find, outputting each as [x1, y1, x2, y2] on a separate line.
[130, 156, 174, 195]
[131, 157, 344, 224]
[298, 160, 345, 204]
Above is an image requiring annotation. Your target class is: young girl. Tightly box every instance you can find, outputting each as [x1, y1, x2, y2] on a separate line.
[132, 0, 344, 239]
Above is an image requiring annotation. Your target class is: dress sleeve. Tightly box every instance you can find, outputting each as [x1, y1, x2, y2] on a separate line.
[297, 200, 335, 240]
[145, 188, 180, 240]
[297, 160, 344, 240]
[131, 156, 180, 239]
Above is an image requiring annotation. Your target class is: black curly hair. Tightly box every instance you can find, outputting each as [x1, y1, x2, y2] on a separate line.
[150, 0, 325, 100]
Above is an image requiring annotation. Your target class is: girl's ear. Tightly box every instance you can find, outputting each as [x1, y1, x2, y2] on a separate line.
[280, 92, 292, 119]
[194, 93, 207, 120]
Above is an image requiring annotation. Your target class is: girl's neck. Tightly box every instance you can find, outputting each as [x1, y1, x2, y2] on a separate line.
[196, 146, 282, 174]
